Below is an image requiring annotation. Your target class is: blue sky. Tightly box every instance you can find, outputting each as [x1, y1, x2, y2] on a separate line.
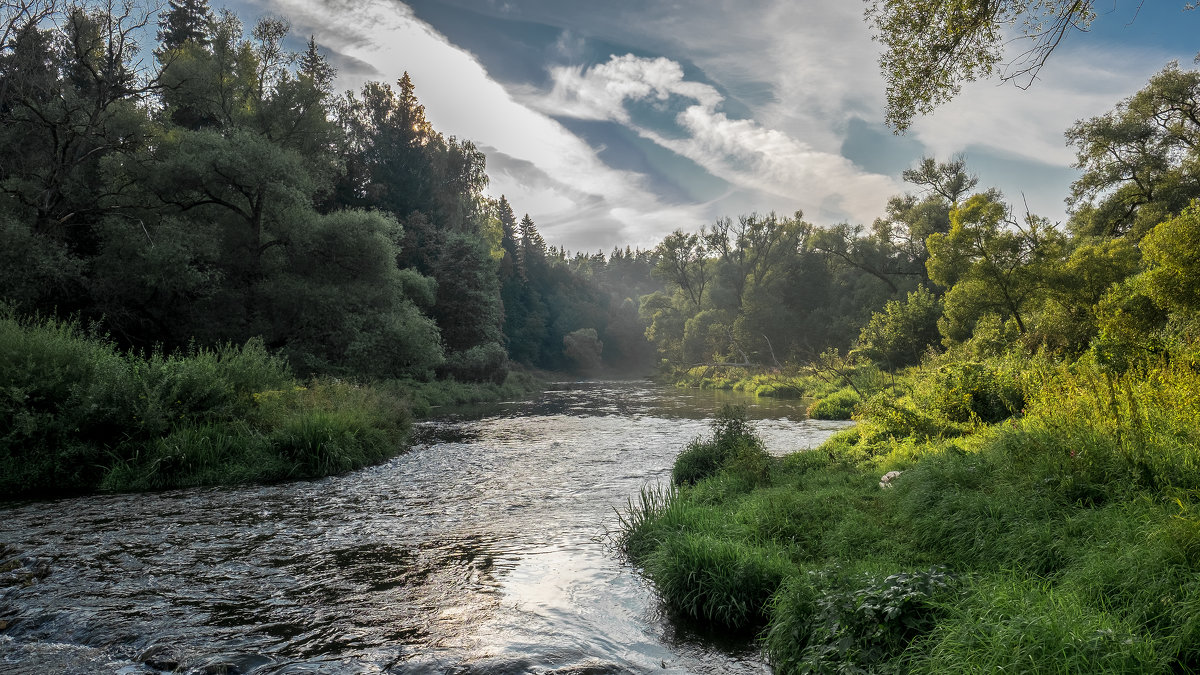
[236, 0, 1197, 251]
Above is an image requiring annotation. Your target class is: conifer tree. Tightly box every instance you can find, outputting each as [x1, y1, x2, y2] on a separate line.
[517, 213, 546, 282]
[158, 0, 213, 51]
[298, 35, 335, 93]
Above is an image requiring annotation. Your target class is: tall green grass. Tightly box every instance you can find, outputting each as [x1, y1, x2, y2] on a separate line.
[623, 353, 1200, 673]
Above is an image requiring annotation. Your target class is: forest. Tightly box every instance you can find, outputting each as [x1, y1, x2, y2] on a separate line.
[4, 0, 1200, 669]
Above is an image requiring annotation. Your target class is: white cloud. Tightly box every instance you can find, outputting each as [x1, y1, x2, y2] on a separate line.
[530, 53, 897, 224]
[596, 1, 886, 151]
[541, 55, 723, 122]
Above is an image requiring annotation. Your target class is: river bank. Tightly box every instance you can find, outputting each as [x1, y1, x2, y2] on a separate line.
[662, 363, 880, 421]
[621, 355, 1200, 673]
[0, 313, 535, 499]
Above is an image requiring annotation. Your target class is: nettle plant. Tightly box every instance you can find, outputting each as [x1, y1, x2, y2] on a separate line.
[804, 567, 955, 670]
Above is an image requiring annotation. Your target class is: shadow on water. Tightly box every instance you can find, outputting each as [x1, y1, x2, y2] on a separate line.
[0, 381, 851, 674]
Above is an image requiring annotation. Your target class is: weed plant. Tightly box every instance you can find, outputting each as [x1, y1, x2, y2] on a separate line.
[671, 405, 771, 486]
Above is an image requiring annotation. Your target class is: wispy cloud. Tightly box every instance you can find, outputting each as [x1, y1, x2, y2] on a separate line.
[529, 53, 897, 224]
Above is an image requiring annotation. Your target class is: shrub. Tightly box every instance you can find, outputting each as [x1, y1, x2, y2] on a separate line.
[439, 341, 508, 384]
[858, 285, 943, 369]
[1, 314, 413, 497]
[671, 404, 769, 486]
[929, 361, 1024, 424]
[766, 567, 956, 674]
[672, 437, 727, 486]
[806, 387, 861, 420]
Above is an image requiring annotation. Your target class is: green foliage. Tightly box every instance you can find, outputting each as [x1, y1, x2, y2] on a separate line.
[624, 348, 1200, 672]
[0, 314, 410, 497]
[806, 387, 861, 420]
[672, 404, 769, 487]
[645, 533, 794, 630]
[928, 361, 1024, 424]
[767, 567, 955, 674]
[913, 576, 1162, 674]
[562, 327, 603, 374]
[439, 342, 508, 384]
[866, 1, 1096, 130]
[1140, 201, 1200, 315]
[1068, 63, 1200, 240]
[858, 286, 943, 369]
[928, 192, 1067, 343]
[0, 214, 85, 312]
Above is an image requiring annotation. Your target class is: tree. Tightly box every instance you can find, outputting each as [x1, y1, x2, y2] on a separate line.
[926, 192, 1066, 342]
[653, 230, 711, 311]
[902, 154, 977, 205]
[808, 156, 965, 293]
[1140, 201, 1200, 316]
[0, 2, 157, 239]
[706, 212, 803, 313]
[517, 213, 546, 280]
[857, 285, 943, 369]
[865, 1, 1195, 130]
[1067, 63, 1200, 240]
[563, 327, 603, 373]
[157, 0, 212, 51]
[297, 35, 334, 93]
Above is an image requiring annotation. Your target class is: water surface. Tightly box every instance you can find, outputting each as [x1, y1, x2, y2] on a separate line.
[0, 381, 851, 674]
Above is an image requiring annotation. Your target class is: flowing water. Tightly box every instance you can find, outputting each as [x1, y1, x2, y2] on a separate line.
[0, 381, 852, 674]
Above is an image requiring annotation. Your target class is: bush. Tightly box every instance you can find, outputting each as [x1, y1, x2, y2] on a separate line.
[0, 314, 412, 497]
[766, 567, 955, 674]
[671, 404, 770, 486]
[858, 285, 943, 369]
[929, 361, 1024, 424]
[439, 341, 508, 384]
[672, 437, 727, 486]
[806, 387, 861, 420]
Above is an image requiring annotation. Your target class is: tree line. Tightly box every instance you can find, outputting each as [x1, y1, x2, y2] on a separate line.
[643, 59, 1200, 375]
[0, 0, 660, 382]
[4, 0, 1197, 386]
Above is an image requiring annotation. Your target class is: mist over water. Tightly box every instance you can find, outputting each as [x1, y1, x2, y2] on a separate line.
[0, 381, 851, 674]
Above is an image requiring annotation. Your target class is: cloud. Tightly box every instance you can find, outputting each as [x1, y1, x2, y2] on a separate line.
[529, 53, 897, 224]
[541, 55, 723, 122]
[910, 43, 1180, 167]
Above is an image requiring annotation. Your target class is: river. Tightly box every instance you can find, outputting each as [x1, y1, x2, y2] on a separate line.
[0, 380, 852, 674]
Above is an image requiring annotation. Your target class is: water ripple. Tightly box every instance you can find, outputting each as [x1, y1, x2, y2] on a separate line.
[0, 381, 850, 674]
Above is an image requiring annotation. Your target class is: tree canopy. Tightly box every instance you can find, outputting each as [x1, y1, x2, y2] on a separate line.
[865, 1, 1194, 130]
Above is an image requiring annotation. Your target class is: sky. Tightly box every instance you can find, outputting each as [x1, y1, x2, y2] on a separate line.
[232, 0, 1197, 252]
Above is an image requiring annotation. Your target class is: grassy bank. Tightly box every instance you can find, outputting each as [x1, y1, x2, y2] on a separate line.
[0, 312, 533, 498]
[620, 356, 1200, 673]
[667, 363, 880, 420]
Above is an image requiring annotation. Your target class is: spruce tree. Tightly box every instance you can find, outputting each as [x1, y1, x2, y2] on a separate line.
[298, 35, 335, 93]
[158, 0, 213, 51]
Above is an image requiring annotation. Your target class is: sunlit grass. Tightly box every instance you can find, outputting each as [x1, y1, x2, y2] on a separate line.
[623, 354, 1200, 672]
